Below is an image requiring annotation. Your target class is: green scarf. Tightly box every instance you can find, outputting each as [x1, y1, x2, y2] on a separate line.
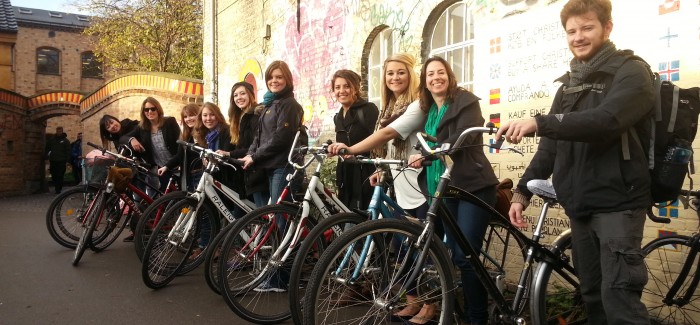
[425, 102, 448, 201]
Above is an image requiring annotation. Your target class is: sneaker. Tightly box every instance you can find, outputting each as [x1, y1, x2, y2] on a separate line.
[253, 280, 287, 293]
[123, 233, 135, 242]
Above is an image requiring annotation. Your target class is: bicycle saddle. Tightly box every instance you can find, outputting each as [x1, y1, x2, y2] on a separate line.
[526, 179, 557, 201]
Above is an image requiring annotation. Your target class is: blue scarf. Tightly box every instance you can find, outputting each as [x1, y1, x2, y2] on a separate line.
[205, 128, 220, 150]
[262, 91, 276, 106]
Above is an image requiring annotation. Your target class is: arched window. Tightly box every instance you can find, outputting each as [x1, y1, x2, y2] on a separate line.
[429, 2, 474, 91]
[367, 28, 398, 108]
[37, 47, 60, 75]
[81, 51, 103, 78]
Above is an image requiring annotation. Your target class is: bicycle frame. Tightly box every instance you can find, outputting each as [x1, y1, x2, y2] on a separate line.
[402, 127, 579, 323]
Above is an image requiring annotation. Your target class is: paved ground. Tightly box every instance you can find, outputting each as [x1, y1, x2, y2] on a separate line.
[0, 189, 258, 324]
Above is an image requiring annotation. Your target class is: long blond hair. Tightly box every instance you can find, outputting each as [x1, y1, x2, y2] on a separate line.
[381, 53, 419, 111]
[229, 82, 257, 145]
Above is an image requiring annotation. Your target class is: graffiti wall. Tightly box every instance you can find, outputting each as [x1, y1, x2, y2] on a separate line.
[207, 0, 700, 243]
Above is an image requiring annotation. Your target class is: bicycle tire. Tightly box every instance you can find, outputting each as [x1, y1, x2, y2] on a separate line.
[529, 230, 586, 324]
[218, 203, 304, 324]
[90, 192, 129, 252]
[174, 200, 219, 275]
[303, 218, 455, 325]
[46, 185, 100, 249]
[140, 197, 210, 289]
[289, 212, 366, 325]
[642, 234, 700, 325]
[133, 191, 189, 261]
[204, 221, 237, 295]
[73, 190, 106, 266]
[482, 215, 529, 319]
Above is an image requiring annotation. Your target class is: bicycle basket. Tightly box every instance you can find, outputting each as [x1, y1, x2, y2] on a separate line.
[82, 151, 115, 184]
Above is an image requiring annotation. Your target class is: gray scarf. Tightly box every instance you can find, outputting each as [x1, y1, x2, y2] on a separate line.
[568, 41, 617, 86]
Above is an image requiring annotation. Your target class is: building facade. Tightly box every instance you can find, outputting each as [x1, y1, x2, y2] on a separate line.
[203, 0, 700, 320]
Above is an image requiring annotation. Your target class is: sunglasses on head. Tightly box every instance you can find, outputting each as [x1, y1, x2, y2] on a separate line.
[143, 106, 158, 112]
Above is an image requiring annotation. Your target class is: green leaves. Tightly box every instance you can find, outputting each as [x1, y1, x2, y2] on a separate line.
[78, 0, 203, 79]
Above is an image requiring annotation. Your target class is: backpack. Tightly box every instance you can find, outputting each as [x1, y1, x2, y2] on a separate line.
[617, 56, 700, 203]
[566, 52, 700, 203]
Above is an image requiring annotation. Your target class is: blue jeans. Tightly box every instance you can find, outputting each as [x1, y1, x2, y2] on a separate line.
[252, 190, 271, 208]
[443, 186, 496, 325]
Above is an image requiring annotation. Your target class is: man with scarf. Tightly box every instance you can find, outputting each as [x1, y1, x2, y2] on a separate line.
[496, 0, 653, 323]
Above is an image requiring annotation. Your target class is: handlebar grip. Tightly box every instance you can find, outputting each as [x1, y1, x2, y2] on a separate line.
[420, 132, 438, 143]
[225, 156, 244, 166]
[421, 160, 433, 167]
[647, 208, 671, 224]
[338, 148, 348, 155]
[87, 142, 101, 149]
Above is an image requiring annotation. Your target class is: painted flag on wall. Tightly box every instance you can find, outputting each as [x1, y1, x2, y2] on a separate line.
[658, 229, 679, 249]
[658, 60, 680, 81]
[657, 200, 679, 218]
[659, 0, 680, 15]
[490, 89, 501, 105]
[489, 139, 500, 154]
[490, 37, 501, 54]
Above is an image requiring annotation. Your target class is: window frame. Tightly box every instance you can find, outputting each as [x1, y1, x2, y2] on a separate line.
[428, 2, 475, 91]
[36, 47, 61, 75]
[367, 27, 399, 109]
[80, 51, 104, 79]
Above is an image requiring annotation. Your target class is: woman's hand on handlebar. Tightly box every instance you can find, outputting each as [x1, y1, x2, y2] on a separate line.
[327, 143, 350, 156]
[215, 150, 230, 157]
[240, 155, 254, 169]
[408, 154, 423, 169]
[157, 166, 168, 176]
[508, 203, 528, 228]
[369, 170, 382, 187]
[130, 138, 145, 152]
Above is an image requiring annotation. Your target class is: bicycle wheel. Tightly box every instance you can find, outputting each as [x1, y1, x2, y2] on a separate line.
[204, 221, 236, 295]
[643, 234, 700, 325]
[530, 230, 586, 324]
[482, 216, 529, 318]
[289, 212, 367, 325]
[87, 192, 128, 252]
[218, 203, 303, 324]
[176, 200, 219, 275]
[46, 185, 100, 249]
[133, 191, 189, 261]
[73, 190, 106, 266]
[303, 218, 455, 325]
[141, 197, 214, 289]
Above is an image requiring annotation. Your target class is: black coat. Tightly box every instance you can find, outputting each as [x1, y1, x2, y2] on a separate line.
[123, 116, 181, 168]
[334, 99, 379, 209]
[248, 92, 304, 169]
[232, 110, 267, 195]
[436, 90, 498, 193]
[518, 52, 654, 218]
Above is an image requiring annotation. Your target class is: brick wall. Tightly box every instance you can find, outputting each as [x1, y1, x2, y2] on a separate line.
[14, 26, 105, 96]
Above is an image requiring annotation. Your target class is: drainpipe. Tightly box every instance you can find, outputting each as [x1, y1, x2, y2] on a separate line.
[210, 0, 219, 104]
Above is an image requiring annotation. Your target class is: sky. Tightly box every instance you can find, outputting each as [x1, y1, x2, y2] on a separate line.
[11, 0, 87, 14]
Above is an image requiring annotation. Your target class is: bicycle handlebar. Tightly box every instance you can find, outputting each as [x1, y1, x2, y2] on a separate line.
[86, 142, 150, 172]
[287, 131, 331, 170]
[176, 140, 243, 168]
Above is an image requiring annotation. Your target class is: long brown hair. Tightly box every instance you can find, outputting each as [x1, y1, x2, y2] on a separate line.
[330, 69, 363, 105]
[229, 82, 256, 145]
[265, 60, 294, 92]
[418, 56, 459, 113]
[139, 97, 164, 130]
[195, 102, 229, 146]
[180, 103, 203, 146]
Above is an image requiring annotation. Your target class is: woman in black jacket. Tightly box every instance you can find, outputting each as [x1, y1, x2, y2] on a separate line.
[125, 97, 181, 191]
[331, 69, 379, 209]
[218, 81, 269, 207]
[99, 114, 139, 150]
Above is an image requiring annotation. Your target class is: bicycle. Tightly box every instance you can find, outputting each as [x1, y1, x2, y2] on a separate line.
[303, 127, 586, 325]
[643, 189, 700, 324]
[217, 133, 357, 324]
[72, 142, 176, 265]
[140, 140, 256, 289]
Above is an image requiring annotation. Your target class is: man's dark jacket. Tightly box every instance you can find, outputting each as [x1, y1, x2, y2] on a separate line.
[518, 52, 655, 218]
